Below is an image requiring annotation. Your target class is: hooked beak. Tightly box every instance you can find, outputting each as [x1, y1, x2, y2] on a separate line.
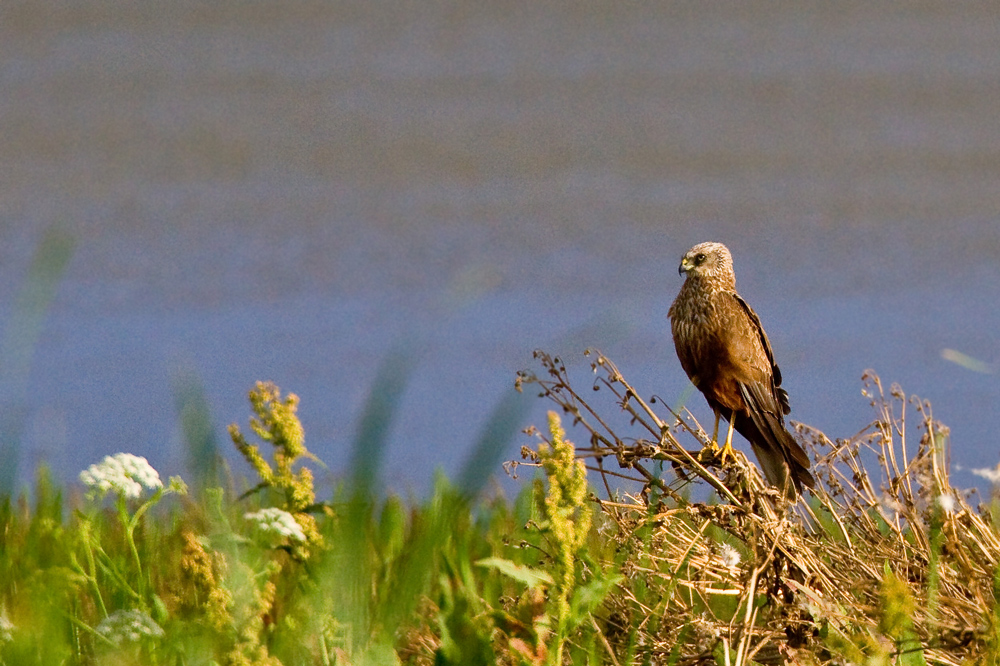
[678, 259, 691, 276]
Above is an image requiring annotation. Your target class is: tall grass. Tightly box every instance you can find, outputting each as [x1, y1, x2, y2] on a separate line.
[0, 342, 617, 665]
[1, 331, 998, 664]
[0, 227, 75, 495]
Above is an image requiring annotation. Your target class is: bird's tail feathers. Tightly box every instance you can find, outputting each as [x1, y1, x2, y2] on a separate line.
[737, 383, 815, 495]
[747, 440, 799, 500]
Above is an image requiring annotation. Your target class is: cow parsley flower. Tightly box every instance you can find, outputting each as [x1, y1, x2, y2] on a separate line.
[245, 507, 307, 544]
[95, 609, 163, 645]
[80, 454, 163, 500]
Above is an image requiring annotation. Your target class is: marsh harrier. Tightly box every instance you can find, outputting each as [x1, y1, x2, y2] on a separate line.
[669, 242, 814, 498]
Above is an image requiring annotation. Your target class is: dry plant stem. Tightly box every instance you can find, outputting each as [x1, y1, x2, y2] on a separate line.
[589, 614, 621, 666]
[560, 351, 744, 506]
[520, 351, 1000, 664]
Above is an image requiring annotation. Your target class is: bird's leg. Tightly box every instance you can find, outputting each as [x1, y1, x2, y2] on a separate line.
[719, 411, 737, 463]
[710, 408, 721, 447]
[698, 408, 724, 463]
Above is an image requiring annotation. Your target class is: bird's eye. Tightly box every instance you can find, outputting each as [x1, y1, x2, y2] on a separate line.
[695, 253, 706, 264]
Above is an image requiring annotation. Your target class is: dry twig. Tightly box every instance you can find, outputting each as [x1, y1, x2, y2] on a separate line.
[518, 350, 1000, 665]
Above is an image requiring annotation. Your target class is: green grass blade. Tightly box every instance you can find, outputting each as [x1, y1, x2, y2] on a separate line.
[171, 366, 221, 494]
[0, 228, 74, 495]
[350, 343, 418, 496]
[457, 387, 531, 498]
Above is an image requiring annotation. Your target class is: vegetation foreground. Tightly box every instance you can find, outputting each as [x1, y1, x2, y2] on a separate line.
[1, 349, 999, 666]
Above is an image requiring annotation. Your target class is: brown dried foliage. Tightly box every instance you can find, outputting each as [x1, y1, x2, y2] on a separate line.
[516, 350, 1000, 665]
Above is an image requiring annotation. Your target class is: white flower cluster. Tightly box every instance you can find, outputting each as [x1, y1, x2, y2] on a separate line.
[245, 507, 307, 544]
[95, 609, 164, 645]
[80, 454, 163, 500]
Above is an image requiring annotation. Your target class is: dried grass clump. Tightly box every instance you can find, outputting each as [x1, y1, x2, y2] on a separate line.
[518, 350, 1000, 665]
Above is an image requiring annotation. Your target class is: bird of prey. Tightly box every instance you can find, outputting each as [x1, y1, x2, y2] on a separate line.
[668, 242, 814, 498]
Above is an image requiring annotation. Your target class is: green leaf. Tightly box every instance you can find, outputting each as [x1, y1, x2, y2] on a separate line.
[570, 574, 624, 619]
[475, 557, 553, 589]
[567, 573, 623, 630]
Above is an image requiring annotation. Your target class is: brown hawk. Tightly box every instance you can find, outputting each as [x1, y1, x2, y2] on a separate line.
[668, 242, 814, 498]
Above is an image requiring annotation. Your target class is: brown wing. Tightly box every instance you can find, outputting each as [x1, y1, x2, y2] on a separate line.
[728, 293, 813, 485]
[671, 289, 774, 415]
[732, 294, 790, 416]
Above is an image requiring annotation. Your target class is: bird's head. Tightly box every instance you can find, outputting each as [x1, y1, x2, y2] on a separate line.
[678, 242, 736, 288]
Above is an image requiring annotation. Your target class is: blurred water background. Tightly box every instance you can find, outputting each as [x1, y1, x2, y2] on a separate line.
[1, 1, 998, 496]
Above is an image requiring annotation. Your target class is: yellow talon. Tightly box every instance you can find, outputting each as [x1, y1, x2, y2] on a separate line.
[718, 414, 737, 463]
[699, 408, 736, 464]
[699, 409, 737, 464]
[717, 442, 735, 463]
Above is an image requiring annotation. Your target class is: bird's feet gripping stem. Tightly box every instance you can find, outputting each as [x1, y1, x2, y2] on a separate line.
[699, 410, 737, 465]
